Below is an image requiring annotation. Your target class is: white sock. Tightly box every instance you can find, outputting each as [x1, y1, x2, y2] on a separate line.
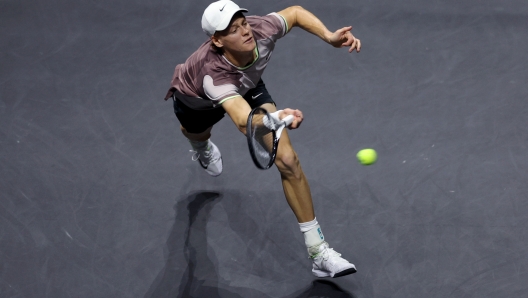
[299, 217, 325, 250]
[189, 139, 209, 150]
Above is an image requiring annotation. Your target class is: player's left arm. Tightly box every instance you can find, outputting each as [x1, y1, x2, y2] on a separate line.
[277, 6, 361, 53]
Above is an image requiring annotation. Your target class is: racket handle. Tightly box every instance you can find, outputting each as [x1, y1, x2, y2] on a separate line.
[275, 114, 294, 139]
[263, 111, 294, 133]
[282, 115, 294, 126]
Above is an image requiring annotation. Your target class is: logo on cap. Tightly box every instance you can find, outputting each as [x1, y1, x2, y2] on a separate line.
[219, 3, 227, 11]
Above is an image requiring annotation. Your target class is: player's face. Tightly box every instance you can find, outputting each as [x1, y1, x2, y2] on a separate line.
[215, 14, 255, 54]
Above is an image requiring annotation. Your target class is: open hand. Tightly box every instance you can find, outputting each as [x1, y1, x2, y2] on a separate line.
[328, 26, 361, 53]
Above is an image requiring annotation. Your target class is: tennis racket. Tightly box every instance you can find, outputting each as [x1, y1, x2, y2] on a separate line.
[246, 107, 294, 169]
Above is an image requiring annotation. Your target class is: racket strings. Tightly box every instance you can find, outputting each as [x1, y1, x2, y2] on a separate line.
[249, 113, 275, 167]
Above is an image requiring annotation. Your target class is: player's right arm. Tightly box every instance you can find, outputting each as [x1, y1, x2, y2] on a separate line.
[221, 97, 303, 134]
[222, 96, 252, 134]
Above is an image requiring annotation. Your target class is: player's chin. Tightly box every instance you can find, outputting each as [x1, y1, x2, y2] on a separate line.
[242, 39, 256, 50]
[243, 44, 255, 53]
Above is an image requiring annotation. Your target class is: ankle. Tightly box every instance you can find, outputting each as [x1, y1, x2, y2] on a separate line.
[189, 139, 210, 150]
[299, 217, 325, 257]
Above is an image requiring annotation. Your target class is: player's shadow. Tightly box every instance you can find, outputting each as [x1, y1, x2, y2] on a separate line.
[288, 279, 357, 298]
[144, 191, 268, 298]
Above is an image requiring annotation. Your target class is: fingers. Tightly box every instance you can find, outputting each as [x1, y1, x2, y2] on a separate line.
[336, 26, 352, 35]
[343, 37, 360, 52]
[340, 33, 354, 47]
[348, 37, 361, 53]
[282, 108, 303, 129]
[339, 31, 361, 53]
[334, 28, 361, 53]
[290, 111, 303, 129]
[329, 26, 353, 47]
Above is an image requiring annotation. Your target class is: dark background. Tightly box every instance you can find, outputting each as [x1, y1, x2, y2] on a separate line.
[1, 0, 527, 297]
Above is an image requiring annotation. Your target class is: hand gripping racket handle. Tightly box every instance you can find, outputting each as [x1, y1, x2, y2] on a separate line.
[282, 115, 294, 126]
[276, 114, 294, 139]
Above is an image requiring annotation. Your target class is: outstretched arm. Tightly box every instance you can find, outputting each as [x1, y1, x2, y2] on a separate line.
[278, 6, 361, 53]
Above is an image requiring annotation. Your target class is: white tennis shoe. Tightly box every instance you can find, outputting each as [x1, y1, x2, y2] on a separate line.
[310, 242, 357, 278]
[190, 141, 223, 176]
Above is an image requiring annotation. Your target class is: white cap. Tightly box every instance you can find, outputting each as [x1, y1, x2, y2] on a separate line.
[201, 1, 248, 37]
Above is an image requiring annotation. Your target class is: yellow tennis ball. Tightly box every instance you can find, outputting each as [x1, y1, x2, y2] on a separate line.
[357, 149, 377, 165]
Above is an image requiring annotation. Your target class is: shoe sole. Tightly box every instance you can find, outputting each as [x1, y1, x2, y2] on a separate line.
[312, 267, 357, 278]
[333, 267, 357, 278]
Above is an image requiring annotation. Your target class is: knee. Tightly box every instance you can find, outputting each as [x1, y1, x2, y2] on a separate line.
[275, 148, 302, 178]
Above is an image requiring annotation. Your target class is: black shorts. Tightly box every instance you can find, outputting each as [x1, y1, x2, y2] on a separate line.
[173, 79, 276, 134]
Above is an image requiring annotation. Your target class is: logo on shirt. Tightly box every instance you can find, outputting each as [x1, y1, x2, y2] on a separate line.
[252, 93, 263, 99]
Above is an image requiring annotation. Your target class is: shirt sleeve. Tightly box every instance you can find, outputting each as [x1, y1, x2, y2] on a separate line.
[249, 13, 288, 42]
[202, 74, 240, 105]
[268, 12, 288, 38]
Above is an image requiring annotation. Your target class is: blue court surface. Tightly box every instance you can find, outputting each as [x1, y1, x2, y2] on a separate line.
[1, 0, 528, 297]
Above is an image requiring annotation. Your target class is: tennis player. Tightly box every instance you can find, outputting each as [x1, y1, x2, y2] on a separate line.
[164, 0, 361, 278]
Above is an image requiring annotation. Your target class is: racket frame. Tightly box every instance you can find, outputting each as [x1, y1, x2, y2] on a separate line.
[246, 107, 280, 170]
